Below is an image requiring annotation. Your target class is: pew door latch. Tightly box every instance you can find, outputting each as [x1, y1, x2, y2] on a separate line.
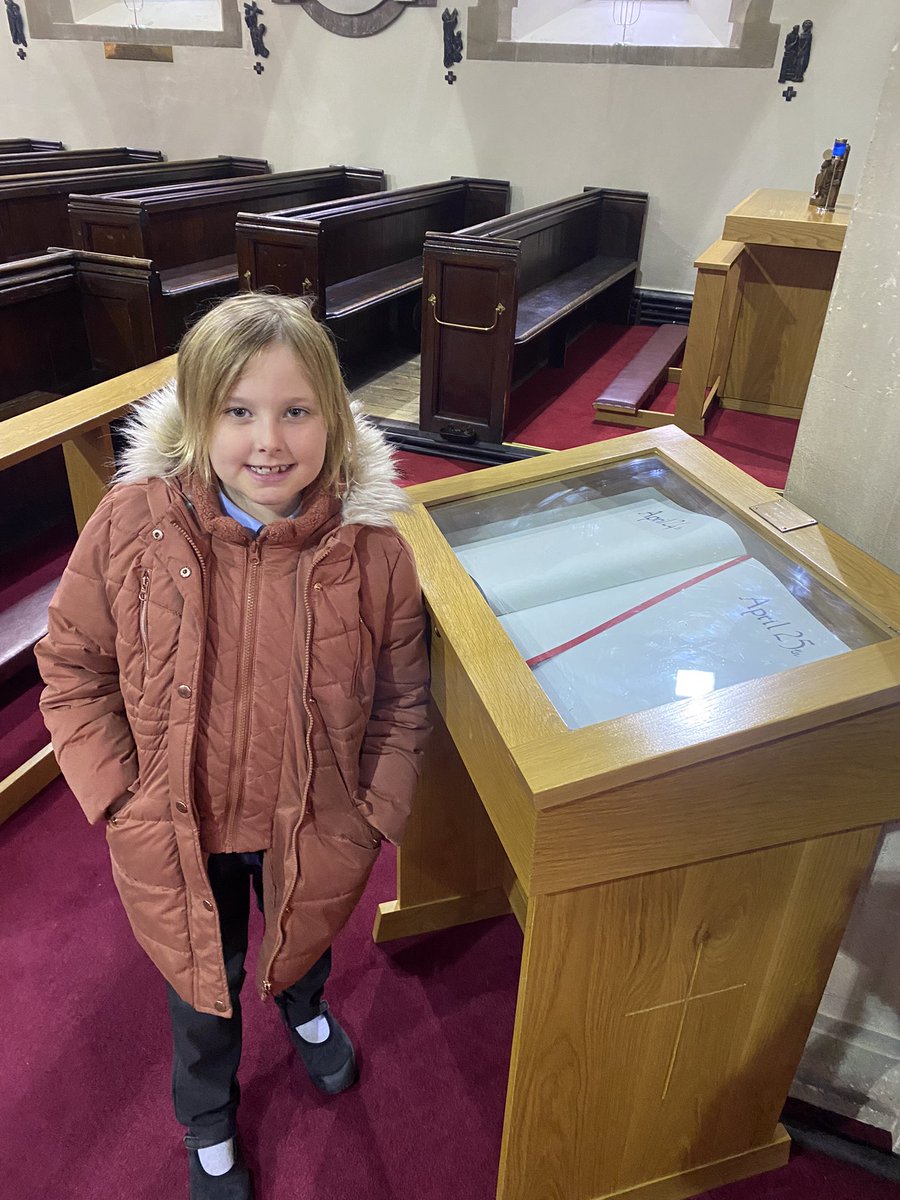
[427, 294, 505, 333]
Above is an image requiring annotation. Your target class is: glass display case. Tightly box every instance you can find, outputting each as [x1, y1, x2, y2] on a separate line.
[431, 455, 888, 728]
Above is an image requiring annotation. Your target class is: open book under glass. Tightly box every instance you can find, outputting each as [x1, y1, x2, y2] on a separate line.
[430, 456, 888, 729]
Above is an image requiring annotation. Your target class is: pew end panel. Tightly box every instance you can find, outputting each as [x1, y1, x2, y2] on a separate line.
[236, 215, 323, 311]
[0, 253, 95, 421]
[68, 195, 149, 259]
[419, 233, 520, 445]
[451, 175, 512, 226]
[342, 166, 388, 195]
[73, 251, 167, 375]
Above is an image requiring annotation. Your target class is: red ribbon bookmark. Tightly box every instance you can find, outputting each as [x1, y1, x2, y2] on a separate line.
[525, 554, 751, 669]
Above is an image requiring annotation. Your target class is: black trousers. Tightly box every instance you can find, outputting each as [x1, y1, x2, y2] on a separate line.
[166, 852, 332, 1146]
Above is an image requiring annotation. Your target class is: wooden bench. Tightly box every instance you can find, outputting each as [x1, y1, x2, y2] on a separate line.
[592, 323, 687, 426]
[0, 138, 64, 154]
[0, 155, 269, 262]
[419, 186, 648, 445]
[235, 177, 510, 340]
[0, 357, 178, 826]
[0, 249, 180, 418]
[0, 252, 95, 421]
[65, 166, 385, 374]
[0, 146, 162, 177]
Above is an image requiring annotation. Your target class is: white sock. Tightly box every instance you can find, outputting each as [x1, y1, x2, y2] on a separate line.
[197, 1138, 235, 1177]
[295, 1013, 330, 1043]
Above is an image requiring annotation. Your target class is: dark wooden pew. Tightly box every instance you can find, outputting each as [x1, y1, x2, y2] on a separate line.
[419, 187, 648, 445]
[0, 357, 177, 824]
[0, 146, 162, 176]
[66, 166, 385, 374]
[235, 177, 510, 362]
[0, 253, 94, 421]
[0, 138, 64, 154]
[0, 154, 269, 262]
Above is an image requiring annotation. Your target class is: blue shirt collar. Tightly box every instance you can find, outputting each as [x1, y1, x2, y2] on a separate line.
[218, 489, 301, 534]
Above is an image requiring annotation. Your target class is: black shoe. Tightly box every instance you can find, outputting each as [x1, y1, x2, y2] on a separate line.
[285, 1001, 359, 1095]
[187, 1140, 253, 1200]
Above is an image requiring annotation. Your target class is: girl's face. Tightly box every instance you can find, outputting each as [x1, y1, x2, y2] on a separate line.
[209, 341, 328, 525]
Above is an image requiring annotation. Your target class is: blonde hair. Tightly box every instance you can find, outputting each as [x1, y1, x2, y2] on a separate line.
[171, 293, 357, 494]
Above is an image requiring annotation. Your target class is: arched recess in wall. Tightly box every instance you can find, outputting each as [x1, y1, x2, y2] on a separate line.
[24, 0, 243, 47]
[467, 0, 779, 66]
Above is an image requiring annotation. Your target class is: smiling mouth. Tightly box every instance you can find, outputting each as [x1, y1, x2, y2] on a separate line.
[247, 465, 293, 476]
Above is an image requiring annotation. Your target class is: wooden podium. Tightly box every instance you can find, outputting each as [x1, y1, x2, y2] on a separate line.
[671, 189, 851, 435]
[372, 428, 900, 1200]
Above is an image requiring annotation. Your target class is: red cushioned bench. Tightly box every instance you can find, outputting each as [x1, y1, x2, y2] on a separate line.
[593, 323, 687, 420]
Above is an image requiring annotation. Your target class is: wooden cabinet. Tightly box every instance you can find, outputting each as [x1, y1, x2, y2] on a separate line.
[374, 426, 900, 1200]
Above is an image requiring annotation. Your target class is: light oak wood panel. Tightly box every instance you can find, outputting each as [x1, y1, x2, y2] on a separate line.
[63, 424, 114, 532]
[724, 245, 838, 411]
[432, 626, 538, 888]
[496, 829, 875, 1200]
[673, 245, 745, 435]
[722, 188, 851, 252]
[526, 703, 899, 894]
[0, 744, 59, 826]
[395, 698, 509, 908]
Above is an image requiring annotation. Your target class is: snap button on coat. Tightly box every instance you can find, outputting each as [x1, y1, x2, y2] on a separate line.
[176, 801, 189, 813]
[180, 567, 192, 578]
[177, 684, 192, 698]
[203, 900, 214, 912]
[151, 529, 164, 540]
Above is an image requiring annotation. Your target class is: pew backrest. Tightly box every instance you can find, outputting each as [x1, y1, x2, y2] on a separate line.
[67, 165, 384, 270]
[0, 147, 162, 178]
[0, 139, 65, 154]
[0, 155, 269, 262]
[0, 253, 91, 413]
[236, 177, 510, 315]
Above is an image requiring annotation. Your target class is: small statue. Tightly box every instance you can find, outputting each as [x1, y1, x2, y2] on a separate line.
[243, 1, 269, 60]
[810, 140, 850, 211]
[778, 23, 800, 83]
[797, 19, 813, 80]
[6, 0, 27, 48]
[810, 149, 834, 208]
[442, 8, 463, 71]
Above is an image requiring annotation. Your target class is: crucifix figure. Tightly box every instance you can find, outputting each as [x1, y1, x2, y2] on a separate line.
[244, 1, 270, 60]
[6, 0, 27, 49]
[441, 8, 463, 71]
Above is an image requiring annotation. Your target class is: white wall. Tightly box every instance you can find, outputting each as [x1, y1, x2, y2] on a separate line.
[2, 0, 895, 291]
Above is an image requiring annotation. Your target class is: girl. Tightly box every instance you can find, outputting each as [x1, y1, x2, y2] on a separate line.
[36, 293, 431, 1200]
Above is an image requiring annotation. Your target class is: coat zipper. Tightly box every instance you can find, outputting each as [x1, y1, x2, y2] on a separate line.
[260, 540, 333, 998]
[138, 569, 151, 671]
[224, 539, 262, 853]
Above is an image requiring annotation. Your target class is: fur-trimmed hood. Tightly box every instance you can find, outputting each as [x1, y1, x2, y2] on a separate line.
[113, 380, 408, 528]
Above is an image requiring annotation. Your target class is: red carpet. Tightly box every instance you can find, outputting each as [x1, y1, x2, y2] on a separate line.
[3, 327, 890, 1200]
[2, 780, 898, 1200]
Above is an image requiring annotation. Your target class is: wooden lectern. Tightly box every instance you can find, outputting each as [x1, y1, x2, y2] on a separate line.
[665, 189, 851, 436]
[373, 427, 900, 1200]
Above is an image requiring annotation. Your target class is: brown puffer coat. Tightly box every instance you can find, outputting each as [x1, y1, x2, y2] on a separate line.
[36, 384, 430, 1017]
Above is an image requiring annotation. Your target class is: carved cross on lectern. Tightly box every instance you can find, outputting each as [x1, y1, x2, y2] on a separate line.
[626, 938, 746, 1100]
